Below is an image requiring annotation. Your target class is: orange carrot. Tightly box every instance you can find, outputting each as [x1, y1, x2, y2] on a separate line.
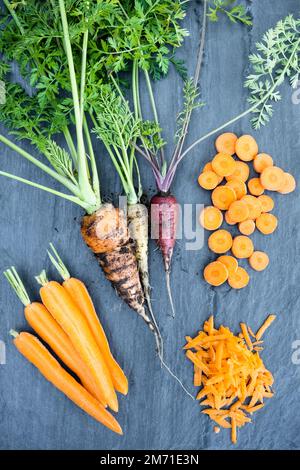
[215, 132, 237, 155]
[238, 219, 255, 236]
[227, 200, 249, 223]
[208, 229, 233, 254]
[241, 195, 262, 220]
[64, 278, 128, 395]
[212, 153, 236, 177]
[199, 206, 223, 231]
[202, 162, 223, 183]
[198, 171, 219, 190]
[253, 153, 273, 173]
[4, 268, 106, 405]
[203, 261, 229, 286]
[235, 135, 258, 162]
[226, 161, 249, 182]
[228, 267, 249, 289]
[217, 255, 238, 276]
[256, 213, 278, 235]
[255, 315, 276, 340]
[212, 186, 236, 210]
[260, 166, 285, 191]
[248, 178, 265, 196]
[232, 236, 254, 259]
[11, 331, 122, 434]
[225, 211, 236, 226]
[240, 323, 253, 350]
[36, 271, 118, 412]
[249, 251, 269, 272]
[257, 195, 274, 213]
[278, 172, 296, 194]
[225, 179, 247, 200]
[47, 245, 128, 395]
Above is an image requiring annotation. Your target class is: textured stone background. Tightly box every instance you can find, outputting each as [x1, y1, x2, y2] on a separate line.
[0, 0, 300, 450]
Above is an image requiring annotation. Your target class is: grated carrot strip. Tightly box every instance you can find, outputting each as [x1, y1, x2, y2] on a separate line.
[240, 323, 253, 350]
[255, 315, 276, 341]
[231, 418, 237, 444]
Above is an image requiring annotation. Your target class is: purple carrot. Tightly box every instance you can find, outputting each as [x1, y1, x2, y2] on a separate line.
[150, 193, 178, 316]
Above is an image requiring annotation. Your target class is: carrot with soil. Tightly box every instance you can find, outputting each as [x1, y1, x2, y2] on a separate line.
[11, 331, 122, 434]
[4, 267, 106, 405]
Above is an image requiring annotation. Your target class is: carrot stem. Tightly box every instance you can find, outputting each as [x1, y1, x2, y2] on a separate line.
[4, 267, 30, 307]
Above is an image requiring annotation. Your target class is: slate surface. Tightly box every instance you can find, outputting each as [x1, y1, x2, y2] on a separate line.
[0, 0, 300, 450]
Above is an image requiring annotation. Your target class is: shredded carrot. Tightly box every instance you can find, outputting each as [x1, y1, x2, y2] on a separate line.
[184, 315, 275, 444]
[240, 323, 253, 350]
[255, 315, 276, 340]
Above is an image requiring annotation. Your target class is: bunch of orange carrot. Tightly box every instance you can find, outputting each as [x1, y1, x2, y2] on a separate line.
[4, 245, 127, 435]
[198, 133, 296, 289]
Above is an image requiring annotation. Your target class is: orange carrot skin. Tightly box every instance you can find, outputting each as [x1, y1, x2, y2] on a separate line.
[63, 278, 128, 395]
[24, 302, 107, 406]
[39, 281, 118, 412]
[13, 332, 122, 434]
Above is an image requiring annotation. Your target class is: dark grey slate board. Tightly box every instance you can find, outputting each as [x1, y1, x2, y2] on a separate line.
[0, 0, 300, 450]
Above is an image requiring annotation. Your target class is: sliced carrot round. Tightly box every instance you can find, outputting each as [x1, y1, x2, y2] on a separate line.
[241, 195, 262, 220]
[225, 178, 247, 200]
[256, 213, 278, 235]
[278, 172, 296, 194]
[203, 162, 223, 183]
[249, 251, 269, 271]
[260, 166, 285, 191]
[198, 171, 219, 190]
[228, 267, 250, 289]
[211, 186, 236, 210]
[238, 219, 255, 236]
[227, 200, 249, 223]
[232, 235, 254, 259]
[215, 133, 238, 155]
[203, 162, 213, 172]
[217, 255, 238, 276]
[212, 153, 236, 177]
[258, 195, 274, 212]
[235, 135, 258, 162]
[208, 229, 233, 254]
[199, 206, 223, 231]
[204, 261, 229, 286]
[225, 211, 236, 225]
[253, 153, 273, 173]
[226, 161, 249, 182]
[248, 178, 265, 196]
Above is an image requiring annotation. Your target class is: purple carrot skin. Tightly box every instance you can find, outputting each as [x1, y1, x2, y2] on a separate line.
[150, 193, 178, 316]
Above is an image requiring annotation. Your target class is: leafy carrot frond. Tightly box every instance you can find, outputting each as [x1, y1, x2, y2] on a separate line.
[4, 267, 30, 307]
[44, 140, 77, 184]
[175, 78, 204, 143]
[94, 85, 140, 150]
[245, 14, 300, 129]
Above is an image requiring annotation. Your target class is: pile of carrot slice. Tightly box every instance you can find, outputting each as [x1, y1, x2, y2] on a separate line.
[185, 314, 276, 444]
[199, 133, 296, 288]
